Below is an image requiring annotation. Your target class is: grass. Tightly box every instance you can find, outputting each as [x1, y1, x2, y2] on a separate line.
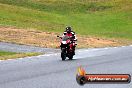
[0, 51, 16, 56]
[0, 50, 41, 60]
[0, 0, 132, 40]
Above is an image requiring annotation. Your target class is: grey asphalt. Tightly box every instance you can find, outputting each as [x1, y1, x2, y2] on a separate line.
[0, 46, 132, 88]
[0, 42, 60, 54]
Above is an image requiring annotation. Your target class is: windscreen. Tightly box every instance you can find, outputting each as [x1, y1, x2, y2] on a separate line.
[62, 36, 69, 41]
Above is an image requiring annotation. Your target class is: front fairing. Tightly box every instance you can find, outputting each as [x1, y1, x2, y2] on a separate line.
[60, 36, 71, 48]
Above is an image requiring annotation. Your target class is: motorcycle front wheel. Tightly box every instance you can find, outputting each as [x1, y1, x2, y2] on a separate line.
[61, 48, 66, 61]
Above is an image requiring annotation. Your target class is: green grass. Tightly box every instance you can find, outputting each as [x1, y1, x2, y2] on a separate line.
[0, 50, 41, 60]
[0, 0, 132, 39]
[0, 51, 16, 56]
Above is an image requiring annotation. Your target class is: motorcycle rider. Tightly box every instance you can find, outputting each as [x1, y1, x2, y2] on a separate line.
[63, 26, 77, 55]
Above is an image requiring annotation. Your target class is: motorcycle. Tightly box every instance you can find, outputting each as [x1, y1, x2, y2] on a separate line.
[57, 35, 76, 61]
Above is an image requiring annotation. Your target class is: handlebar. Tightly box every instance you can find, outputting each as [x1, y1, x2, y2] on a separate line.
[57, 35, 77, 41]
[57, 35, 62, 39]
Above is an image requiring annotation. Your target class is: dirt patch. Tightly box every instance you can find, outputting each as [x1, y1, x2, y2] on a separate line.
[0, 27, 130, 48]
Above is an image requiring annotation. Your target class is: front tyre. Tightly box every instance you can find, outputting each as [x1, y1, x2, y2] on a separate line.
[61, 49, 66, 61]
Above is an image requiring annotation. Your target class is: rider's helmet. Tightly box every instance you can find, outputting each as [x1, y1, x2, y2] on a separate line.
[66, 26, 72, 33]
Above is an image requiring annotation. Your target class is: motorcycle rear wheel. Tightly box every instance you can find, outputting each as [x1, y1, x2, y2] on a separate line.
[68, 54, 73, 60]
[68, 48, 74, 60]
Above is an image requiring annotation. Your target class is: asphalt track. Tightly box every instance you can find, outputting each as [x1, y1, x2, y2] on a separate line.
[0, 46, 132, 88]
[0, 42, 59, 54]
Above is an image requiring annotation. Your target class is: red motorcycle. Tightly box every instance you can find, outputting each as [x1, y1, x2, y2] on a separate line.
[57, 35, 76, 61]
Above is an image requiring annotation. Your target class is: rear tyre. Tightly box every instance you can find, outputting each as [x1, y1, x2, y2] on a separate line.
[68, 54, 73, 60]
[68, 49, 74, 60]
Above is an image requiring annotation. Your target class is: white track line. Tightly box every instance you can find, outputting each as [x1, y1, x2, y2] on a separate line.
[121, 46, 125, 47]
[36, 53, 59, 57]
[19, 58, 23, 59]
[0, 53, 60, 62]
[104, 48, 108, 49]
[114, 47, 117, 48]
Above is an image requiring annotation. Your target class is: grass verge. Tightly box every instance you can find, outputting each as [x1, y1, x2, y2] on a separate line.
[0, 50, 41, 60]
[0, 0, 131, 40]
